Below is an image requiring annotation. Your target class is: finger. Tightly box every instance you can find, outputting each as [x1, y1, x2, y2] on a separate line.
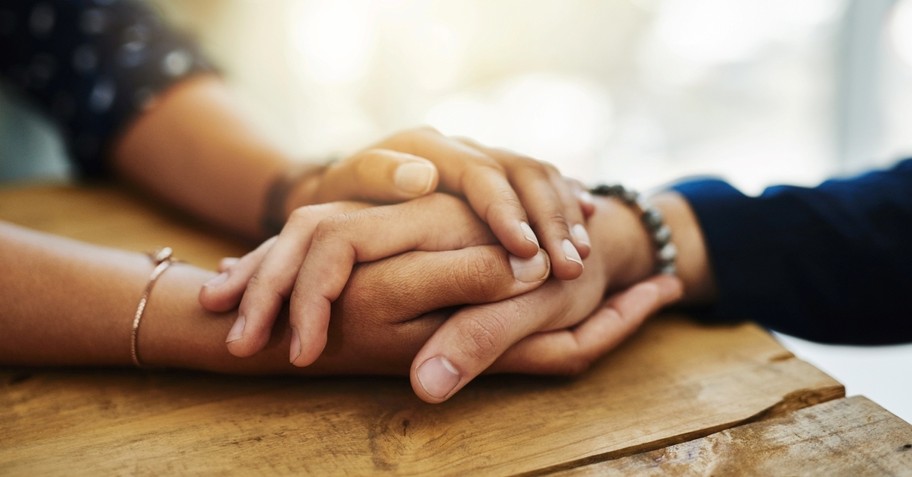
[218, 257, 239, 273]
[409, 295, 541, 403]
[229, 202, 367, 358]
[408, 273, 680, 403]
[408, 266, 600, 403]
[321, 244, 552, 373]
[385, 127, 541, 259]
[288, 194, 496, 367]
[339, 245, 551, 324]
[491, 275, 684, 375]
[199, 239, 274, 313]
[460, 139, 586, 279]
[567, 178, 596, 218]
[548, 171, 591, 259]
[312, 149, 440, 203]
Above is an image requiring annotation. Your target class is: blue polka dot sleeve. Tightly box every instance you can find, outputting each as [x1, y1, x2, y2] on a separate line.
[0, 0, 216, 178]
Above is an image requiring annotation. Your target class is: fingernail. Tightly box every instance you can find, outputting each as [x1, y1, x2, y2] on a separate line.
[519, 221, 539, 247]
[394, 162, 436, 195]
[510, 251, 549, 282]
[218, 257, 239, 272]
[204, 272, 229, 288]
[416, 356, 461, 400]
[578, 190, 594, 206]
[571, 224, 590, 247]
[289, 328, 302, 364]
[226, 315, 246, 343]
[562, 239, 583, 265]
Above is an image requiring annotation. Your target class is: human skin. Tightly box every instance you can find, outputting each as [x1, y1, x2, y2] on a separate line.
[0, 191, 705, 389]
[0, 71, 713, 401]
[200, 190, 714, 402]
[112, 75, 591, 275]
[107, 74, 600, 369]
[0, 214, 544, 372]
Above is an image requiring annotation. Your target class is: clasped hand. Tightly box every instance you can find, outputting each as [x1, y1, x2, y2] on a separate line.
[199, 128, 682, 403]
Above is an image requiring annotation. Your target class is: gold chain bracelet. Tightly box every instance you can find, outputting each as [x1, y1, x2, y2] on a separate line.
[131, 247, 177, 368]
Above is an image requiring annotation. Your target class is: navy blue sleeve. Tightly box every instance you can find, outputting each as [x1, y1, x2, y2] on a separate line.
[671, 159, 912, 345]
[0, 0, 215, 178]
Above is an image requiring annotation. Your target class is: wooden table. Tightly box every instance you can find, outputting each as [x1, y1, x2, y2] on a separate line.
[1, 183, 911, 475]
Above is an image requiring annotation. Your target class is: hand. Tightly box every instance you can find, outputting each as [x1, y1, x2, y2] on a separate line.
[290, 128, 594, 279]
[197, 193, 685, 403]
[199, 194, 553, 365]
[400, 193, 685, 402]
[144, 244, 548, 375]
[409, 272, 682, 403]
[306, 257, 681, 380]
[194, 248, 679, 380]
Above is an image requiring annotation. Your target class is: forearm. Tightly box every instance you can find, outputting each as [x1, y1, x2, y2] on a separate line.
[0, 221, 287, 371]
[0, 221, 152, 366]
[111, 76, 298, 240]
[0, 221, 428, 375]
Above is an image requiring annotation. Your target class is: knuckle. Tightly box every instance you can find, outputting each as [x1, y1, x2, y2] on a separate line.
[540, 161, 561, 177]
[243, 272, 286, 310]
[312, 214, 348, 242]
[539, 210, 571, 232]
[458, 314, 507, 364]
[288, 206, 314, 225]
[354, 149, 384, 170]
[454, 252, 504, 301]
[246, 271, 269, 290]
[508, 155, 549, 175]
[467, 160, 507, 177]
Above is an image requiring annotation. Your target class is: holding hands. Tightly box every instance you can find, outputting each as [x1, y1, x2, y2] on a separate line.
[199, 128, 687, 402]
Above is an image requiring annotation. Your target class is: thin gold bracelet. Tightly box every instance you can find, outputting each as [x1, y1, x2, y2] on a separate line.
[131, 247, 176, 368]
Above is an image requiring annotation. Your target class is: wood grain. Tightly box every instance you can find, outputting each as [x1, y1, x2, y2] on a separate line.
[559, 396, 912, 476]
[0, 184, 846, 475]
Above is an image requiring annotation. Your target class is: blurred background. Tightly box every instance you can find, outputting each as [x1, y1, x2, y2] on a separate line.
[2, 0, 910, 420]
[150, 0, 912, 193]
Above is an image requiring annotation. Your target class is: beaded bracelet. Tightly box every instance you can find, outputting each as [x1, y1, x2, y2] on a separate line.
[131, 247, 177, 368]
[590, 184, 677, 275]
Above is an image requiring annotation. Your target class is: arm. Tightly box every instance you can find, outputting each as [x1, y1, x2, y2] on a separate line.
[0, 219, 549, 374]
[399, 159, 912, 401]
[670, 159, 912, 344]
[406, 192, 694, 401]
[3, 2, 590, 265]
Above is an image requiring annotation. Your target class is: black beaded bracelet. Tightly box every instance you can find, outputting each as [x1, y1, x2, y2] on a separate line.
[590, 184, 677, 275]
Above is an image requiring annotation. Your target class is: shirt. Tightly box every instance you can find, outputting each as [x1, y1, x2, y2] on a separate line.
[673, 159, 912, 344]
[0, 0, 213, 177]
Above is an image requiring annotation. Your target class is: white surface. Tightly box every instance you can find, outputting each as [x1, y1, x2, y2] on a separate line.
[774, 332, 912, 424]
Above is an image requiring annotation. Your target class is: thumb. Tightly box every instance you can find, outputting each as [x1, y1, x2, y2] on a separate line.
[312, 149, 440, 203]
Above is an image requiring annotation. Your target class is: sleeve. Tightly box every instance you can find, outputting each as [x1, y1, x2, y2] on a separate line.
[670, 158, 912, 345]
[0, 0, 215, 178]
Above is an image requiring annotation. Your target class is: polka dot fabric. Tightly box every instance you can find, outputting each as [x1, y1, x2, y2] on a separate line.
[0, 0, 215, 177]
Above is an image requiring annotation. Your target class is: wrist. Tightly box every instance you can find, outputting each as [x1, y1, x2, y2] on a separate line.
[587, 196, 656, 289]
[587, 189, 714, 306]
[650, 192, 716, 305]
[261, 163, 327, 236]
